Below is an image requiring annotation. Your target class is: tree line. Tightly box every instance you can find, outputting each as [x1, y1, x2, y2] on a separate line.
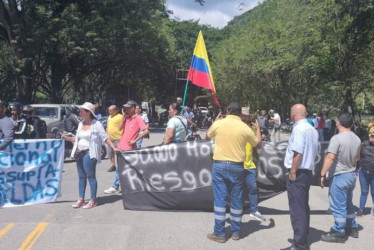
[1, 0, 373, 132]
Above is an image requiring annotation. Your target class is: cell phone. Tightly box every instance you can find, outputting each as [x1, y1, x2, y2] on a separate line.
[63, 132, 73, 137]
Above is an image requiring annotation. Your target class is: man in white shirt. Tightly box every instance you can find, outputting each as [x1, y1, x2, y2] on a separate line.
[284, 104, 318, 250]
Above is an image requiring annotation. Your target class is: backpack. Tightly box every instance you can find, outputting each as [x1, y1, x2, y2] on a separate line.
[39, 118, 47, 138]
[31, 116, 47, 139]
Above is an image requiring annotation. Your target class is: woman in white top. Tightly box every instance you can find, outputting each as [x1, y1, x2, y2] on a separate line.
[62, 102, 119, 209]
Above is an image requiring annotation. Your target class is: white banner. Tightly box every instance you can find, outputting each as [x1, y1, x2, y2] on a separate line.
[0, 139, 64, 207]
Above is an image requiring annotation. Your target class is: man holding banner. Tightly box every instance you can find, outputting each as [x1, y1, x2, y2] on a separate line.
[206, 102, 260, 243]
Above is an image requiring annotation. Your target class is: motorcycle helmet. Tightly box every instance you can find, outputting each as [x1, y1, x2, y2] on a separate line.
[22, 105, 34, 114]
[9, 101, 23, 112]
[69, 104, 79, 115]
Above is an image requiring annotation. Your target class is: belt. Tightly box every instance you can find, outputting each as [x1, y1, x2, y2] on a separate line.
[287, 168, 311, 173]
[213, 160, 244, 165]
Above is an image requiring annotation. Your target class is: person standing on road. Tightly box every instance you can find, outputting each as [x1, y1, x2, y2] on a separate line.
[241, 107, 264, 222]
[135, 105, 149, 148]
[62, 102, 119, 209]
[283, 104, 318, 250]
[206, 102, 260, 243]
[104, 100, 149, 194]
[106, 105, 123, 172]
[163, 103, 187, 145]
[9, 101, 27, 139]
[257, 109, 270, 141]
[320, 113, 361, 242]
[269, 109, 281, 142]
[0, 100, 14, 151]
[356, 126, 374, 217]
[317, 113, 325, 142]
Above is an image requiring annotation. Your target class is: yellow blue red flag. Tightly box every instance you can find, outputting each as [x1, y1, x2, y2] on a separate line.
[187, 31, 220, 107]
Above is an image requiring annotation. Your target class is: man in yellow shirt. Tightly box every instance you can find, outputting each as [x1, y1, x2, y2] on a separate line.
[241, 107, 265, 222]
[106, 105, 123, 172]
[206, 102, 261, 243]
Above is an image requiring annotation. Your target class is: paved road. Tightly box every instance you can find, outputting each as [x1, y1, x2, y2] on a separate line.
[1, 128, 373, 250]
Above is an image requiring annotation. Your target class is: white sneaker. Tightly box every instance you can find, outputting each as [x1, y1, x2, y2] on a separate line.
[371, 206, 374, 216]
[104, 187, 119, 194]
[249, 211, 266, 222]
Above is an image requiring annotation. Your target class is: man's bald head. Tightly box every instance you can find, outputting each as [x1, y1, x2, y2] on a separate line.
[108, 105, 118, 116]
[291, 104, 307, 122]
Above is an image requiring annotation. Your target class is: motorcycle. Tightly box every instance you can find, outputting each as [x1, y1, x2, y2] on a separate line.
[186, 126, 202, 141]
[51, 127, 107, 160]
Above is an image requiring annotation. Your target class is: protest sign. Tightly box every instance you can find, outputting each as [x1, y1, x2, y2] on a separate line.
[0, 139, 64, 207]
[118, 140, 330, 211]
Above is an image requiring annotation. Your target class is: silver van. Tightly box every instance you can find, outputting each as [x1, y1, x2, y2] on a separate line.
[30, 104, 70, 137]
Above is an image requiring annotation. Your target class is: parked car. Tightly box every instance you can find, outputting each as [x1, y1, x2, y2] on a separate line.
[30, 104, 71, 138]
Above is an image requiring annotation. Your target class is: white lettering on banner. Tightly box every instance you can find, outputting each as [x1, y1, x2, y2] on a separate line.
[149, 174, 165, 191]
[0, 139, 64, 207]
[164, 172, 182, 191]
[122, 168, 212, 192]
[186, 140, 214, 157]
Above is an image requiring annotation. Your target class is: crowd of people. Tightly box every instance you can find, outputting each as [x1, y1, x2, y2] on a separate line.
[0, 101, 47, 143]
[1, 98, 374, 247]
[204, 102, 373, 249]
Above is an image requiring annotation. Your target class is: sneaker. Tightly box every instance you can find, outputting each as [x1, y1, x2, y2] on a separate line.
[356, 210, 364, 217]
[207, 233, 225, 243]
[249, 211, 266, 222]
[346, 228, 359, 238]
[104, 187, 119, 194]
[371, 206, 374, 216]
[107, 165, 116, 172]
[82, 199, 97, 209]
[72, 198, 85, 208]
[320, 231, 346, 243]
[231, 234, 240, 241]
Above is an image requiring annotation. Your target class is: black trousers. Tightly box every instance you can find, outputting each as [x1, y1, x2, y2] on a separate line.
[287, 169, 312, 246]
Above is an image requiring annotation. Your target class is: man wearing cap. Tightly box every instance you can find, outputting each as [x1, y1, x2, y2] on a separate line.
[284, 104, 318, 250]
[206, 102, 260, 243]
[104, 100, 149, 194]
[240, 107, 264, 221]
[0, 100, 14, 151]
[320, 113, 361, 243]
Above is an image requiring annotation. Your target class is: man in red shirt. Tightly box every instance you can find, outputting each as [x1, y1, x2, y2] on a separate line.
[104, 100, 149, 194]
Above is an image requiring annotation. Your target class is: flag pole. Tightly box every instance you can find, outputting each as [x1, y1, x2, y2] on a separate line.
[181, 79, 189, 114]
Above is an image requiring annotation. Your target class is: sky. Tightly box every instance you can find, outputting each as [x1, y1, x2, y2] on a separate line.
[166, 0, 264, 29]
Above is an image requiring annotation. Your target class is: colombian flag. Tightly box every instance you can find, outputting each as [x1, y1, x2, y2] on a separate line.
[187, 31, 220, 107]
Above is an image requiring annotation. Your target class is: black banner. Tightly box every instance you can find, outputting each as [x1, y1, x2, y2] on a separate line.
[118, 140, 329, 211]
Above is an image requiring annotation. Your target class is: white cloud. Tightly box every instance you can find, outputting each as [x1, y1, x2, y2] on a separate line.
[166, 0, 263, 28]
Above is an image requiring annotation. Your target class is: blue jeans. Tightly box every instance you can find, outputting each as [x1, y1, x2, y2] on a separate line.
[245, 169, 258, 213]
[329, 172, 358, 236]
[76, 153, 98, 200]
[136, 138, 143, 148]
[358, 167, 374, 212]
[317, 129, 324, 141]
[112, 167, 120, 189]
[212, 162, 244, 237]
